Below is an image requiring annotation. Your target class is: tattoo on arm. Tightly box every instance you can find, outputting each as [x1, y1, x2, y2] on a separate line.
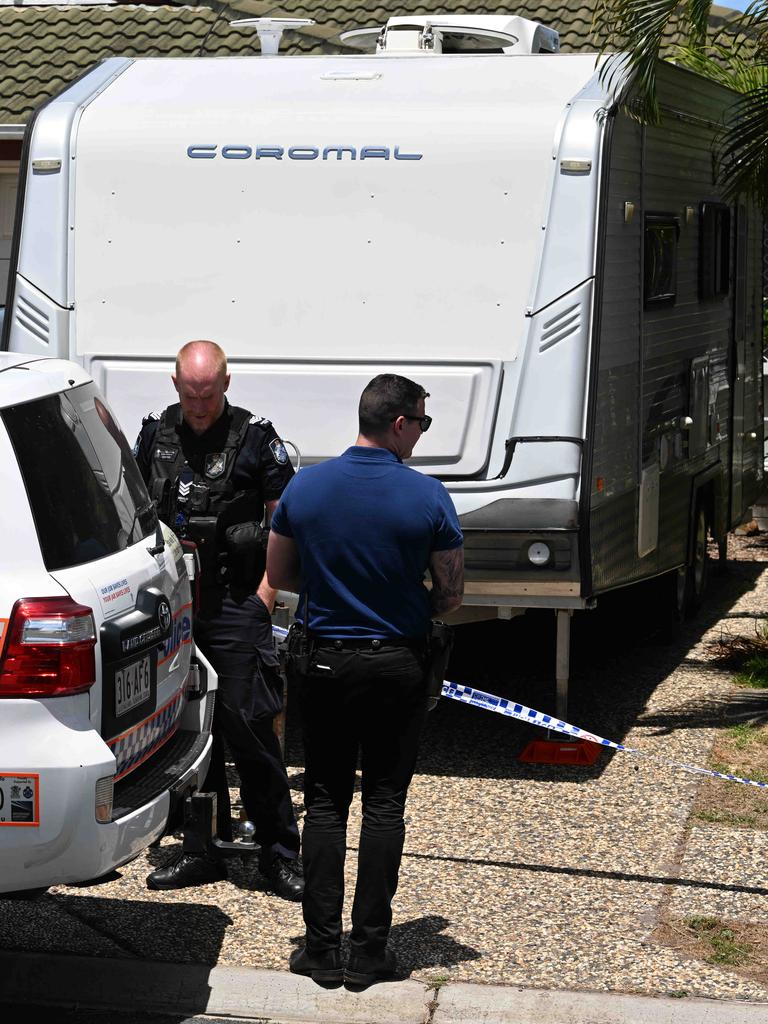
[429, 547, 465, 615]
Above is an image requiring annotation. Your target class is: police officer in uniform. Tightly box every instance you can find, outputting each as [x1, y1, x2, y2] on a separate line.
[135, 340, 303, 900]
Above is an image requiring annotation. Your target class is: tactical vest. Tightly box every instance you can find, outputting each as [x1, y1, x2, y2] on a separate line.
[147, 403, 265, 588]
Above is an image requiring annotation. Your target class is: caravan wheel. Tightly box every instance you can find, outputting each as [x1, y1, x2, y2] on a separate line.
[662, 505, 710, 623]
[672, 565, 688, 622]
[688, 506, 710, 612]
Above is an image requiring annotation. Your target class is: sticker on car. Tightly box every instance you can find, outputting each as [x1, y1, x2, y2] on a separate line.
[0, 773, 39, 827]
[92, 577, 135, 618]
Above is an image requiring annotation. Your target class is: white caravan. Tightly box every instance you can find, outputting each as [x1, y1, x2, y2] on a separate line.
[3, 14, 763, 709]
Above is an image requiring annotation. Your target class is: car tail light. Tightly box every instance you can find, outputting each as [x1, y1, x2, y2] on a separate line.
[0, 598, 96, 698]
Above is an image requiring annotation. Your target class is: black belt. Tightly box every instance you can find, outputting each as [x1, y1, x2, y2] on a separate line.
[309, 635, 425, 651]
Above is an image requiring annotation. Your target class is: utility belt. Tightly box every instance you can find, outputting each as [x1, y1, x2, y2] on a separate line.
[281, 628, 391, 675]
[181, 516, 268, 589]
[281, 619, 453, 711]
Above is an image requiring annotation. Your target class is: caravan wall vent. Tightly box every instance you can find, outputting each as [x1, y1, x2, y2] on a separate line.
[15, 293, 50, 345]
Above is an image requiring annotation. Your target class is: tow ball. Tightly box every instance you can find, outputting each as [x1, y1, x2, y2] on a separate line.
[181, 791, 260, 859]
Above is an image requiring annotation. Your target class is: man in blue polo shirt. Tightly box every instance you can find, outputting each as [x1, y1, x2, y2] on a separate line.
[267, 373, 464, 987]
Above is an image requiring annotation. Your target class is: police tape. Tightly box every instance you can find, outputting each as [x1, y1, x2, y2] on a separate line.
[441, 681, 768, 791]
[271, 624, 767, 792]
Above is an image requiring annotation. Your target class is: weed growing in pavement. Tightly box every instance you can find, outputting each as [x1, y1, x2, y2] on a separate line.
[692, 627, 768, 829]
[726, 722, 768, 750]
[710, 760, 768, 784]
[424, 972, 451, 991]
[693, 808, 758, 826]
[707, 622, 768, 685]
[654, 916, 768, 986]
[735, 649, 768, 689]
[685, 917, 754, 967]
[692, 724, 768, 830]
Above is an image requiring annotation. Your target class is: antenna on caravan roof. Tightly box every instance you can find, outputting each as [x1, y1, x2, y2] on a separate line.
[230, 18, 315, 55]
[340, 14, 559, 55]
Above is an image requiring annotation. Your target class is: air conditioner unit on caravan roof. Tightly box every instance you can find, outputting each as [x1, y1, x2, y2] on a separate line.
[340, 14, 560, 56]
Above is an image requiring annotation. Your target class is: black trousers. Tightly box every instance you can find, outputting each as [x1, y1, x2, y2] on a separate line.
[194, 591, 300, 862]
[294, 644, 427, 957]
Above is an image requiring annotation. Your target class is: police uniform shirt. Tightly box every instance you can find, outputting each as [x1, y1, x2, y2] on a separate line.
[134, 400, 294, 517]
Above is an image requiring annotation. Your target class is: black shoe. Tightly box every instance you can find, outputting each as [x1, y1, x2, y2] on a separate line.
[146, 852, 226, 891]
[260, 854, 304, 901]
[289, 945, 343, 983]
[344, 949, 398, 987]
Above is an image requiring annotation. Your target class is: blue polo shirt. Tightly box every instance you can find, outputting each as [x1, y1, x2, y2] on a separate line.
[270, 446, 463, 639]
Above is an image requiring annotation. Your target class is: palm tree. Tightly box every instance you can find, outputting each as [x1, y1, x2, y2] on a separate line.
[592, 0, 768, 208]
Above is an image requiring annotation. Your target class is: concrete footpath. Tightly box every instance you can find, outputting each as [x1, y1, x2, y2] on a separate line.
[2, 949, 767, 1024]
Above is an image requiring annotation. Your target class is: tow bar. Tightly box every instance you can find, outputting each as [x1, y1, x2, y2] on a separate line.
[181, 791, 260, 859]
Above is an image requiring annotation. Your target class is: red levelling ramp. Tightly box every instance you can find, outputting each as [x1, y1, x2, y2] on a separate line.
[518, 737, 603, 765]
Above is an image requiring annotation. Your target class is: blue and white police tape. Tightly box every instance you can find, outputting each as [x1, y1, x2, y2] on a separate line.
[271, 624, 767, 792]
[441, 680, 768, 791]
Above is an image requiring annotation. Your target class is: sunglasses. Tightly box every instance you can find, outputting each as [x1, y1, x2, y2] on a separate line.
[399, 414, 432, 432]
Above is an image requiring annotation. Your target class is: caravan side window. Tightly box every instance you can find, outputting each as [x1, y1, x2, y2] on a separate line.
[698, 202, 731, 300]
[644, 215, 679, 308]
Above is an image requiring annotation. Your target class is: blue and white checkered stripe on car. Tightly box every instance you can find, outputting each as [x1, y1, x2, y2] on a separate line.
[108, 685, 186, 780]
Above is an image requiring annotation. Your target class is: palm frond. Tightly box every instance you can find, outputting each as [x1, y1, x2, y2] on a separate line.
[593, 0, 768, 205]
[675, 43, 767, 92]
[718, 81, 768, 209]
[593, 0, 690, 122]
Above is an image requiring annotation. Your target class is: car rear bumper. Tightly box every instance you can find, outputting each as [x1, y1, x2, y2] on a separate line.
[0, 692, 214, 894]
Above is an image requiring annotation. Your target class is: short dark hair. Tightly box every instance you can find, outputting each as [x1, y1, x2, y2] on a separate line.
[358, 374, 429, 436]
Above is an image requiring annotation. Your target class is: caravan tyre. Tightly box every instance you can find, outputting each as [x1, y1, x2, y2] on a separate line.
[672, 565, 688, 622]
[688, 506, 710, 613]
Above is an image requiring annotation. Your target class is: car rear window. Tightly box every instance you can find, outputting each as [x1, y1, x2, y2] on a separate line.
[2, 381, 158, 571]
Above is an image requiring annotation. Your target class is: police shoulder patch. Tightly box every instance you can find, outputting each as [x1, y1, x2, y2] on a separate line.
[250, 415, 272, 428]
[269, 437, 289, 465]
[142, 410, 162, 425]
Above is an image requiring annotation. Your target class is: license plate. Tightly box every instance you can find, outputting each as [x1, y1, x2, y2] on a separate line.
[115, 655, 152, 717]
[0, 773, 39, 826]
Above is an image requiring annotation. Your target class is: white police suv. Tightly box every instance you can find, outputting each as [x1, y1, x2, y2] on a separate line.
[0, 354, 215, 895]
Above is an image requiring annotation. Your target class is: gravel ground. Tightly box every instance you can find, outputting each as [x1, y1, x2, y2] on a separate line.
[2, 534, 768, 1002]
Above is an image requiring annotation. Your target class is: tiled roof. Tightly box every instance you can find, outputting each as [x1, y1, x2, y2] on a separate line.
[0, 3, 320, 124]
[0, 1, 746, 126]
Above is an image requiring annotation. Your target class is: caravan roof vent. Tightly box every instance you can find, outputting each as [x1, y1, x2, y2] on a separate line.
[230, 17, 315, 55]
[340, 14, 559, 56]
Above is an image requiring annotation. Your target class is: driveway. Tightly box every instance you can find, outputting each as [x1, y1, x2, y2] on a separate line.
[1, 535, 767, 1007]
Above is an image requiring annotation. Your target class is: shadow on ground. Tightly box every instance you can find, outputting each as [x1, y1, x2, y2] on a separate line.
[286, 913, 481, 979]
[0, 893, 232, 1014]
[51, 892, 232, 964]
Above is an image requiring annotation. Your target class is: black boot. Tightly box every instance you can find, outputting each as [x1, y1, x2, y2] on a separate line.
[289, 945, 343, 983]
[260, 854, 304, 901]
[344, 948, 398, 987]
[146, 852, 226, 891]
